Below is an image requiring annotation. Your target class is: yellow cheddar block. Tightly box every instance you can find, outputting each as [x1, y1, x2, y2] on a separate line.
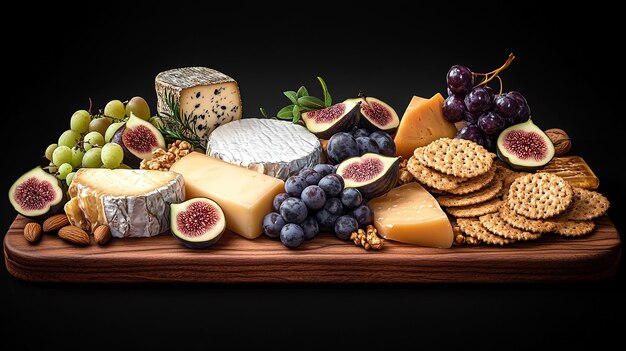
[394, 93, 458, 159]
[368, 182, 453, 248]
[170, 152, 285, 239]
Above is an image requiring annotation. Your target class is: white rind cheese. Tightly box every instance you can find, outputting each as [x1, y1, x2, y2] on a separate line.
[64, 169, 185, 238]
[206, 119, 322, 180]
[155, 67, 243, 147]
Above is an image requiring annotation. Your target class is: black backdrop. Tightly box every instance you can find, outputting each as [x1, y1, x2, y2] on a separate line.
[2, 3, 624, 349]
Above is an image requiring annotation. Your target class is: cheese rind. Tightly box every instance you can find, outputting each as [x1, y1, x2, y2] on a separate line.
[169, 152, 285, 239]
[368, 182, 453, 248]
[155, 67, 243, 147]
[394, 93, 458, 159]
[207, 119, 322, 180]
[64, 169, 185, 238]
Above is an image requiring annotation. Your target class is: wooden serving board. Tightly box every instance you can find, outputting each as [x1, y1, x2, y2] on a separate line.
[3, 215, 621, 283]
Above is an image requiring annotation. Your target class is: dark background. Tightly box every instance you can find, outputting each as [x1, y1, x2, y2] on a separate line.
[2, 3, 624, 349]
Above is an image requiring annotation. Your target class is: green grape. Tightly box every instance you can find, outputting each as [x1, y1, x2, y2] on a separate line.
[70, 110, 91, 133]
[71, 148, 85, 168]
[101, 143, 124, 168]
[89, 117, 112, 136]
[105, 122, 125, 143]
[44, 143, 57, 161]
[57, 163, 73, 180]
[47, 162, 58, 174]
[104, 100, 126, 120]
[52, 146, 72, 166]
[125, 96, 150, 120]
[58, 129, 81, 148]
[83, 131, 105, 151]
[116, 163, 132, 169]
[66, 172, 76, 186]
[82, 147, 103, 168]
[149, 116, 164, 129]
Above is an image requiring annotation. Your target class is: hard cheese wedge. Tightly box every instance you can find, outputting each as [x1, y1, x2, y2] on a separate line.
[170, 152, 285, 239]
[368, 182, 453, 248]
[394, 93, 458, 159]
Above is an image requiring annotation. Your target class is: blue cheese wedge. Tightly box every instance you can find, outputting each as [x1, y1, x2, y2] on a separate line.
[155, 67, 243, 147]
[64, 169, 185, 238]
[206, 118, 322, 180]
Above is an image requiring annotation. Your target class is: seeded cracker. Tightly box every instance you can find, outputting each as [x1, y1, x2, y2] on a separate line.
[498, 204, 557, 234]
[456, 218, 515, 246]
[436, 179, 503, 207]
[446, 198, 503, 218]
[553, 220, 596, 237]
[407, 155, 463, 191]
[420, 138, 493, 178]
[479, 213, 542, 241]
[447, 166, 497, 195]
[562, 188, 610, 221]
[506, 173, 573, 219]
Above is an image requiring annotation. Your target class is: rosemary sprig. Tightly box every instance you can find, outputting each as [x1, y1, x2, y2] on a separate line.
[157, 91, 206, 151]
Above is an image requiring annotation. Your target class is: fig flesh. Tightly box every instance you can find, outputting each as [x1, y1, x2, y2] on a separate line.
[170, 197, 226, 249]
[335, 153, 400, 198]
[8, 166, 66, 219]
[301, 100, 360, 139]
[497, 119, 554, 170]
[111, 113, 165, 168]
[356, 96, 399, 133]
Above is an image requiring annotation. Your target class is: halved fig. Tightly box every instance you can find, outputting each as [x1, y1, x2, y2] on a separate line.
[8, 166, 66, 219]
[170, 197, 226, 249]
[111, 113, 165, 168]
[301, 99, 360, 139]
[497, 119, 554, 170]
[356, 96, 400, 133]
[335, 153, 400, 198]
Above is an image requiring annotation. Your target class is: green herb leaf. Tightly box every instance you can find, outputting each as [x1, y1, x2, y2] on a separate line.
[296, 86, 309, 98]
[277, 105, 295, 119]
[297, 96, 325, 110]
[283, 91, 298, 105]
[259, 107, 268, 118]
[317, 76, 332, 107]
[292, 105, 302, 124]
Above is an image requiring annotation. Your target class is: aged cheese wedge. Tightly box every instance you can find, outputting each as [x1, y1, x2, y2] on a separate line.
[368, 182, 454, 248]
[64, 169, 185, 238]
[393, 93, 458, 159]
[170, 152, 285, 239]
[155, 67, 243, 147]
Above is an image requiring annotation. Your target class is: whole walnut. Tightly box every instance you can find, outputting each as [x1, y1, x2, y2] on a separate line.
[545, 128, 571, 157]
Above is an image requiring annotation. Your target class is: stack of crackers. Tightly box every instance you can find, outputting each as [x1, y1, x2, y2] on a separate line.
[407, 138, 610, 246]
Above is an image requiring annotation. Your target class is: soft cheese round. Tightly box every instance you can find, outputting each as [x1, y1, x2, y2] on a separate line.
[207, 118, 322, 180]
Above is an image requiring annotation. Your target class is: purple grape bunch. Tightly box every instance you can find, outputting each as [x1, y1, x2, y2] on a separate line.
[442, 58, 531, 151]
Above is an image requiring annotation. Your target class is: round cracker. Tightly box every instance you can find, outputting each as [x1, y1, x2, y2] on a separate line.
[553, 220, 596, 237]
[407, 155, 463, 191]
[562, 188, 610, 221]
[447, 166, 497, 195]
[498, 204, 557, 234]
[446, 198, 503, 218]
[506, 173, 573, 219]
[436, 179, 503, 207]
[456, 218, 515, 246]
[421, 138, 493, 178]
[479, 213, 542, 241]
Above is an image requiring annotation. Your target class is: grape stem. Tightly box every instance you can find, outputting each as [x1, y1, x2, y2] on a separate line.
[474, 53, 515, 88]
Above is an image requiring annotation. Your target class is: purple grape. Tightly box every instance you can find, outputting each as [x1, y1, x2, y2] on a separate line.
[456, 125, 485, 145]
[279, 197, 308, 224]
[324, 197, 344, 216]
[464, 86, 492, 114]
[326, 173, 345, 188]
[298, 167, 314, 176]
[446, 87, 454, 97]
[352, 128, 370, 138]
[447, 65, 474, 95]
[334, 215, 359, 240]
[494, 94, 520, 118]
[483, 85, 496, 103]
[301, 217, 319, 240]
[302, 170, 322, 186]
[355, 137, 380, 155]
[339, 188, 363, 209]
[326, 132, 359, 164]
[300, 185, 326, 210]
[483, 135, 496, 152]
[478, 111, 505, 135]
[313, 163, 335, 176]
[442, 94, 466, 122]
[280, 223, 305, 248]
[368, 131, 396, 157]
[272, 193, 290, 212]
[318, 175, 343, 197]
[315, 209, 339, 231]
[508, 91, 531, 123]
[263, 212, 286, 238]
[352, 204, 374, 227]
[284, 176, 308, 197]
[462, 110, 479, 124]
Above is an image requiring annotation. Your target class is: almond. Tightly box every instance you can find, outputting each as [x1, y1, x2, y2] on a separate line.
[23, 222, 42, 243]
[93, 225, 111, 246]
[58, 225, 90, 246]
[43, 214, 70, 232]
